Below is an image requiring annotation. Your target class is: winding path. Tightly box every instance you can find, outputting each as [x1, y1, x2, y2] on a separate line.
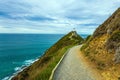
[53, 45, 97, 80]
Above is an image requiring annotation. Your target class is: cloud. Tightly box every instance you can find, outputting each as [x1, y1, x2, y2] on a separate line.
[26, 16, 55, 21]
[0, 0, 120, 34]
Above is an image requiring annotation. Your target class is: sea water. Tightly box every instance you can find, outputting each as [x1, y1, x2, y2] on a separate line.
[0, 34, 88, 80]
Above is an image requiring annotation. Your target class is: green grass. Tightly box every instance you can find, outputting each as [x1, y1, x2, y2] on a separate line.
[85, 35, 91, 42]
[80, 35, 93, 51]
[35, 46, 73, 80]
[12, 31, 84, 80]
[80, 44, 89, 51]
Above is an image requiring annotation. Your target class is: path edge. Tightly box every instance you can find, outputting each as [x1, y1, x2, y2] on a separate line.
[49, 48, 70, 80]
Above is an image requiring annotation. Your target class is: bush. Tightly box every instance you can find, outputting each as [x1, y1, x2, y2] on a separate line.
[118, 77, 120, 80]
[80, 44, 89, 51]
[85, 35, 91, 42]
[106, 30, 120, 50]
[97, 61, 105, 70]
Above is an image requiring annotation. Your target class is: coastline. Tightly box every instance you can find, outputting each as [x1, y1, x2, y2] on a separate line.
[6, 31, 84, 80]
[2, 58, 39, 80]
[0, 34, 65, 80]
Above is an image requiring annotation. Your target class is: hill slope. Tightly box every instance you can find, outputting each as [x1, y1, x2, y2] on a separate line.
[81, 8, 120, 80]
[12, 31, 83, 80]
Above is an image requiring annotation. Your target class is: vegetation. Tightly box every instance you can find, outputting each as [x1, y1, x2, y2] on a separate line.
[85, 35, 91, 42]
[80, 44, 88, 51]
[80, 35, 92, 51]
[93, 8, 120, 38]
[34, 46, 72, 80]
[12, 31, 83, 80]
[80, 8, 120, 80]
[106, 30, 120, 50]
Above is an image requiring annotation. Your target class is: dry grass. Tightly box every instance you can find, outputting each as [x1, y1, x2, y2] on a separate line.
[81, 8, 120, 80]
[81, 34, 120, 80]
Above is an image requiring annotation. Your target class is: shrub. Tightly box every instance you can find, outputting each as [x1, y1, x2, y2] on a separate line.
[118, 77, 120, 80]
[85, 35, 91, 42]
[80, 44, 89, 51]
[97, 61, 105, 70]
[106, 31, 120, 50]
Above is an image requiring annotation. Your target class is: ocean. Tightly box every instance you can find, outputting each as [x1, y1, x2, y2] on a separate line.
[0, 34, 88, 80]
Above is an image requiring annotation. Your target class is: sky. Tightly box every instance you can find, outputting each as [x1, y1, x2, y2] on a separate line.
[0, 0, 120, 34]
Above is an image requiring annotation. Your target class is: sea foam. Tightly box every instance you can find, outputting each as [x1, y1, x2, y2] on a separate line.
[2, 58, 39, 80]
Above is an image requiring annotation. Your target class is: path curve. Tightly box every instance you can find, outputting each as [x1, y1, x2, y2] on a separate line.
[53, 45, 97, 80]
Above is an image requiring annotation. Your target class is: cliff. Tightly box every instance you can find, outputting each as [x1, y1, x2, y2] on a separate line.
[81, 8, 120, 80]
[12, 31, 83, 80]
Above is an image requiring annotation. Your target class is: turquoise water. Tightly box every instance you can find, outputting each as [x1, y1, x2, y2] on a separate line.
[0, 34, 88, 80]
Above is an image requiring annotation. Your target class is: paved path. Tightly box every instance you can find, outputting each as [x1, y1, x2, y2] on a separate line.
[53, 45, 96, 80]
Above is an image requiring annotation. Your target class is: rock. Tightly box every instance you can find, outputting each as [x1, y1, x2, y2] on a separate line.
[107, 28, 112, 35]
[69, 31, 78, 40]
[114, 46, 120, 63]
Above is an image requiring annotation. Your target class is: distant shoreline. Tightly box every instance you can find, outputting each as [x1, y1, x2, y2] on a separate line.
[7, 58, 39, 80]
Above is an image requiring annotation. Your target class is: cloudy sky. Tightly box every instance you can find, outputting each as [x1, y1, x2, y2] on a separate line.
[0, 0, 120, 34]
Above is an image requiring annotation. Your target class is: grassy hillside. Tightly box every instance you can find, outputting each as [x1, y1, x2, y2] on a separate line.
[12, 31, 83, 80]
[81, 8, 120, 80]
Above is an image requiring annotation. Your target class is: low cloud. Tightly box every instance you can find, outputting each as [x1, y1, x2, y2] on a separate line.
[0, 0, 120, 34]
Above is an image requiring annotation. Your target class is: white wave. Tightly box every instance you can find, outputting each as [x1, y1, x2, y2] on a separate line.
[24, 58, 39, 66]
[24, 59, 34, 65]
[2, 76, 9, 80]
[2, 58, 39, 80]
[14, 67, 21, 71]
